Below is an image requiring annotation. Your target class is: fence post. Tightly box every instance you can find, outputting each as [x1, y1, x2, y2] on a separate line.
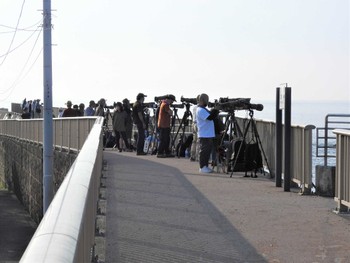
[284, 87, 291, 192]
[276, 88, 282, 187]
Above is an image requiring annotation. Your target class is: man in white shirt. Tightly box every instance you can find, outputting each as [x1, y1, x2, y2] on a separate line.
[190, 95, 200, 161]
[196, 93, 219, 173]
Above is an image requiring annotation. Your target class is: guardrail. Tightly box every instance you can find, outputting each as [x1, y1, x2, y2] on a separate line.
[0, 117, 98, 151]
[333, 129, 350, 212]
[236, 117, 314, 193]
[290, 124, 315, 192]
[20, 117, 104, 262]
[316, 114, 350, 166]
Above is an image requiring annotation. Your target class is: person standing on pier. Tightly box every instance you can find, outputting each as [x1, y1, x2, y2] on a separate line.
[196, 93, 218, 173]
[132, 93, 147, 155]
[157, 94, 176, 158]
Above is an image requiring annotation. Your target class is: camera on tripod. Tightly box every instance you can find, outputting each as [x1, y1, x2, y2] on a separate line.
[171, 103, 185, 109]
[143, 102, 157, 109]
[104, 102, 116, 110]
[180, 96, 197, 105]
[214, 97, 264, 112]
[154, 94, 176, 102]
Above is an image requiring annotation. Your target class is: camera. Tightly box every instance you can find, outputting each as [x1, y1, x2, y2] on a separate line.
[143, 102, 157, 109]
[154, 95, 168, 102]
[171, 103, 185, 109]
[180, 96, 197, 104]
[154, 94, 176, 102]
[212, 97, 263, 112]
[104, 104, 115, 110]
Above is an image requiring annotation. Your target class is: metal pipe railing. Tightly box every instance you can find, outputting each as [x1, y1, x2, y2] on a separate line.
[20, 117, 104, 262]
[236, 117, 314, 193]
[318, 114, 350, 166]
[333, 129, 350, 212]
[0, 117, 98, 151]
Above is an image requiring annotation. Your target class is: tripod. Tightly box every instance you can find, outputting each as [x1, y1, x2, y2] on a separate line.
[170, 103, 192, 157]
[145, 107, 158, 154]
[219, 110, 244, 146]
[230, 110, 272, 178]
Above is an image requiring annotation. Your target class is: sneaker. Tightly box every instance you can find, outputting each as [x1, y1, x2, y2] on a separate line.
[157, 154, 166, 158]
[199, 166, 213, 173]
[165, 153, 175, 158]
[137, 152, 147, 156]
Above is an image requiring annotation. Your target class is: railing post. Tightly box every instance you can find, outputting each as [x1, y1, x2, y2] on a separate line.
[284, 87, 291, 192]
[275, 88, 282, 187]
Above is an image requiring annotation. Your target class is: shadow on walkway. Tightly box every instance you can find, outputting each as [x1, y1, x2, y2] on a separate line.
[105, 152, 266, 262]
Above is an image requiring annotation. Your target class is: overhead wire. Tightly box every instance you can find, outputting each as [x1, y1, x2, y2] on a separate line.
[0, 28, 40, 59]
[0, 27, 43, 96]
[0, 0, 27, 67]
[0, 19, 42, 35]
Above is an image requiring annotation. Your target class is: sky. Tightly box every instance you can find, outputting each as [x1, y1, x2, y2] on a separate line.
[0, 0, 349, 110]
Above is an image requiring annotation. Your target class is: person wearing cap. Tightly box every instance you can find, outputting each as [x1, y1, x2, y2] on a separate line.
[196, 93, 219, 173]
[157, 94, 176, 158]
[122, 98, 133, 148]
[62, 100, 77, 117]
[95, 98, 106, 117]
[132, 93, 147, 155]
[85, 100, 96, 116]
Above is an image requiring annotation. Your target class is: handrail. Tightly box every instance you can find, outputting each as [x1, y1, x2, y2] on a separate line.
[0, 117, 98, 151]
[20, 117, 104, 262]
[234, 117, 314, 192]
[333, 129, 350, 212]
[317, 114, 350, 166]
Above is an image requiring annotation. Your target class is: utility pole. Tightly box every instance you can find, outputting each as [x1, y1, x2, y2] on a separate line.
[43, 0, 53, 214]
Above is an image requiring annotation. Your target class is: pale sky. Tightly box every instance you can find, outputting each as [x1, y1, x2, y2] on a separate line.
[0, 0, 349, 110]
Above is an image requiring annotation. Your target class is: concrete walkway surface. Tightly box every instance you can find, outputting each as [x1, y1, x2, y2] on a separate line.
[104, 151, 350, 263]
[0, 190, 37, 263]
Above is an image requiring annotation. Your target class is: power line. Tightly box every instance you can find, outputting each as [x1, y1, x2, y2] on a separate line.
[0, 28, 41, 58]
[0, 0, 26, 67]
[0, 27, 43, 95]
[0, 48, 43, 102]
[0, 18, 42, 31]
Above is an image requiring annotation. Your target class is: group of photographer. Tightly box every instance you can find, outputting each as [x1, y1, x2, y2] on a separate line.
[138, 92, 222, 174]
[57, 92, 225, 174]
[107, 92, 222, 174]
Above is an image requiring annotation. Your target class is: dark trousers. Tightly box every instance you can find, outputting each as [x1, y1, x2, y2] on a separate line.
[115, 130, 130, 150]
[136, 123, 145, 154]
[158, 127, 171, 154]
[199, 137, 213, 168]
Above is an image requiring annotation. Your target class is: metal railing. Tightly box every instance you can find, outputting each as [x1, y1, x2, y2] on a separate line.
[333, 129, 350, 212]
[290, 124, 315, 192]
[0, 117, 98, 151]
[316, 114, 350, 166]
[20, 117, 104, 262]
[236, 117, 314, 192]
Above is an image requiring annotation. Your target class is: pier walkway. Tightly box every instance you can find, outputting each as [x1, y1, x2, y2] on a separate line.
[104, 150, 350, 263]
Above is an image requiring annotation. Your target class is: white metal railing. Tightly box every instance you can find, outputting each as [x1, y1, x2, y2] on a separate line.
[333, 129, 350, 212]
[0, 117, 98, 151]
[236, 117, 314, 192]
[290, 124, 315, 192]
[20, 117, 104, 262]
